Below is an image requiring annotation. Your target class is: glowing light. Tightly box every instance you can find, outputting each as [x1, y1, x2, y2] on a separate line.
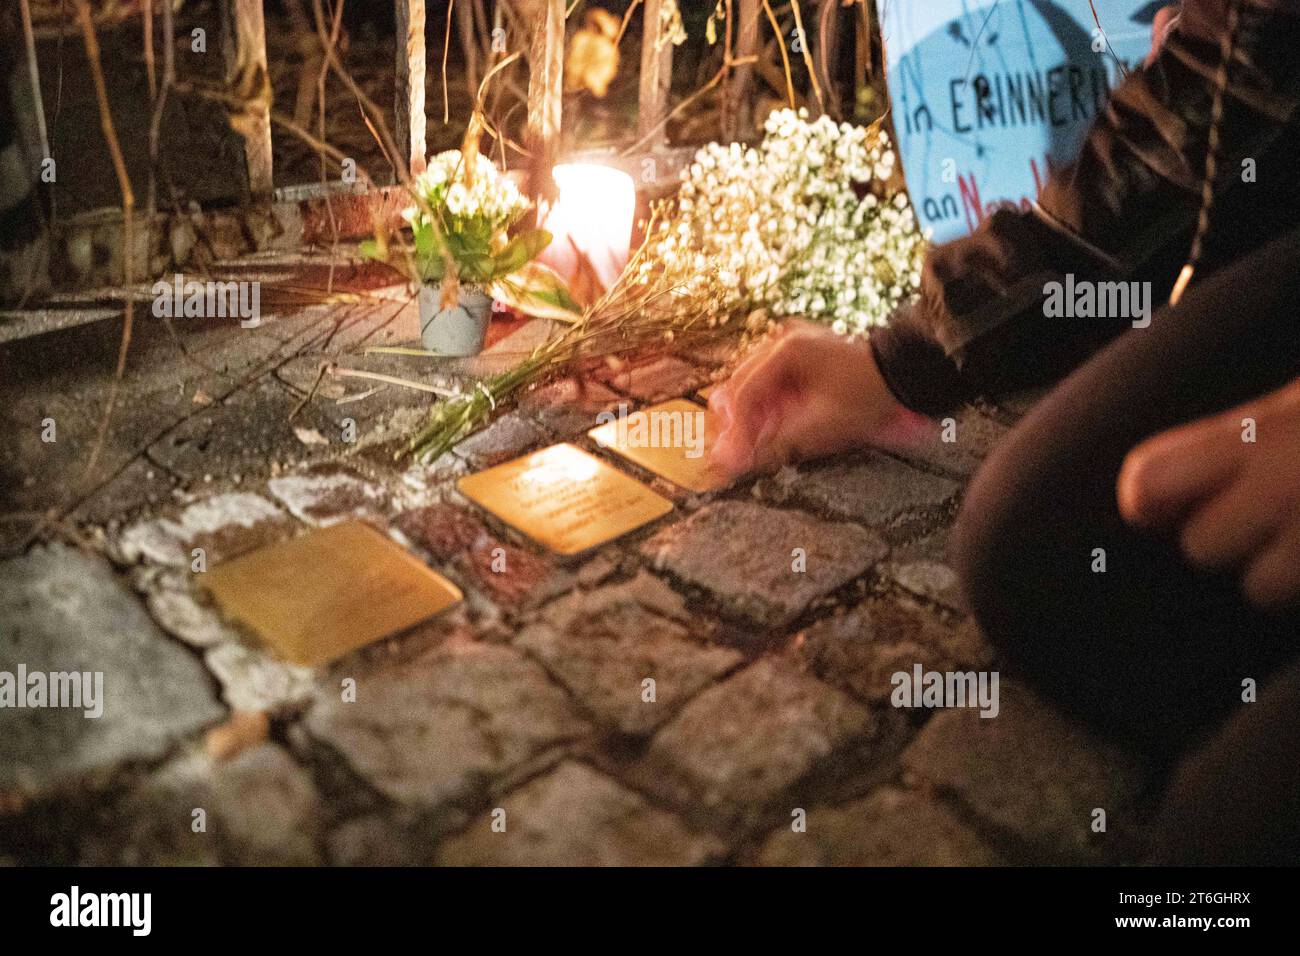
[537, 163, 636, 291]
[522, 444, 601, 486]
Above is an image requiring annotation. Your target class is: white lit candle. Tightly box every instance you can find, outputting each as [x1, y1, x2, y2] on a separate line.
[537, 163, 637, 292]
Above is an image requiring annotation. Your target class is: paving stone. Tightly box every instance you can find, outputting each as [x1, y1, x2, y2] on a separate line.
[517, 375, 623, 437]
[883, 529, 965, 609]
[439, 761, 722, 866]
[789, 600, 990, 705]
[147, 377, 346, 480]
[893, 406, 1009, 478]
[518, 584, 741, 735]
[0, 384, 176, 521]
[755, 785, 1002, 866]
[70, 458, 180, 528]
[116, 491, 296, 567]
[900, 680, 1147, 860]
[0, 546, 225, 799]
[304, 641, 589, 807]
[451, 413, 548, 469]
[757, 453, 958, 527]
[642, 659, 873, 816]
[327, 814, 434, 866]
[204, 642, 316, 714]
[599, 355, 708, 402]
[641, 500, 887, 628]
[80, 744, 323, 865]
[267, 469, 389, 525]
[539, 569, 691, 628]
[887, 560, 965, 611]
[395, 502, 573, 608]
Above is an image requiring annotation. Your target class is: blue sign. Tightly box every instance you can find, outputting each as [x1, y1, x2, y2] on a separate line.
[883, 0, 1159, 243]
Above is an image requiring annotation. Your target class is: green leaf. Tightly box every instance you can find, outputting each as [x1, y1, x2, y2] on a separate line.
[488, 259, 582, 322]
[488, 229, 552, 280]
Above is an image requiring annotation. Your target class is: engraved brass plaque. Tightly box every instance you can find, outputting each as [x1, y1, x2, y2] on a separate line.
[457, 443, 673, 555]
[588, 399, 730, 493]
[203, 520, 462, 666]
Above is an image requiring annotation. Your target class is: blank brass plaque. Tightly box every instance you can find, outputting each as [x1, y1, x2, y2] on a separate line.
[588, 398, 731, 493]
[457, 443, 672, 555]
[203, 520, 462, 666]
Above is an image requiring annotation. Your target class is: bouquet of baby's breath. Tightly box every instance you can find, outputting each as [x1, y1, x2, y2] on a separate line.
[642, 108, 927, 336]
[404, 109, 927, 461]
[406, 217, 741, 464]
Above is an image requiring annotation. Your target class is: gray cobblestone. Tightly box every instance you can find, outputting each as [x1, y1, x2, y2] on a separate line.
[304, 641, 588, 807]
[0, 546, 224, 799]
[518, 582, 741, 735]
[756, 786, 1002, 866]
[901, 680, 1147, 861]
[642, 500, 887, 628]
[640, 659, 874, 819]
[438, 761, 722, 866]
[757, 453, 958, 527]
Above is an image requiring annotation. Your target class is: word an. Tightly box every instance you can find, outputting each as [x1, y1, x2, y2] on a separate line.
[50, 886, 151, 936]
[594, 402, 704, 459]
[891, 665, 999, 718]
[152, 274, 261, 328]
[1043, 273, 1151, 328]
[0, 666, 103, 718]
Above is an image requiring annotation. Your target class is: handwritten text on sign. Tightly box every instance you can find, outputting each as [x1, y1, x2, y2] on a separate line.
[883, 0, 1157, 243]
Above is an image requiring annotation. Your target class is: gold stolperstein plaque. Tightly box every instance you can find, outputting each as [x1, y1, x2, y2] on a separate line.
[588, 398, 731, 493]
[203, 520, 462, 667]
[457, 443, 672, 555]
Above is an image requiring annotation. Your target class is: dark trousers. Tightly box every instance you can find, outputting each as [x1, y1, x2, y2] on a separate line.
[952, 229, 1300, 864]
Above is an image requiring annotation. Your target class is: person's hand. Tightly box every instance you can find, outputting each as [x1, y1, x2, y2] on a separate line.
[1118, 377, 1300, 611]
[709, 320, 930, 476]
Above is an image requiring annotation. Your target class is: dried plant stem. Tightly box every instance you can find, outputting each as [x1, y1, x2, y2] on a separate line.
[73, 0, 135, 487]
[761, 0, 796, 108]
[330, 366, 459, 397]
[621, 55, 754, 156]
[142, 0, 155, 96]
[789, 0, 823, 112]
[146, 0, 175, 219]
[317, 0, 346, 294]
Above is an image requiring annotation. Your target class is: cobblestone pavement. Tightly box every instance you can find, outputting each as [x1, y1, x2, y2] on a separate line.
[0, 253, 1156, 865]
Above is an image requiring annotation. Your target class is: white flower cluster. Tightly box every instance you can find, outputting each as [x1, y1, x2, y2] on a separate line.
[405, 150, 529, 230]
[643, 109, 927, 335]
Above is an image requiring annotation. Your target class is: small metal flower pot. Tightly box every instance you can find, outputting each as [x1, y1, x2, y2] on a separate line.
[419, 284, 492, 356]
